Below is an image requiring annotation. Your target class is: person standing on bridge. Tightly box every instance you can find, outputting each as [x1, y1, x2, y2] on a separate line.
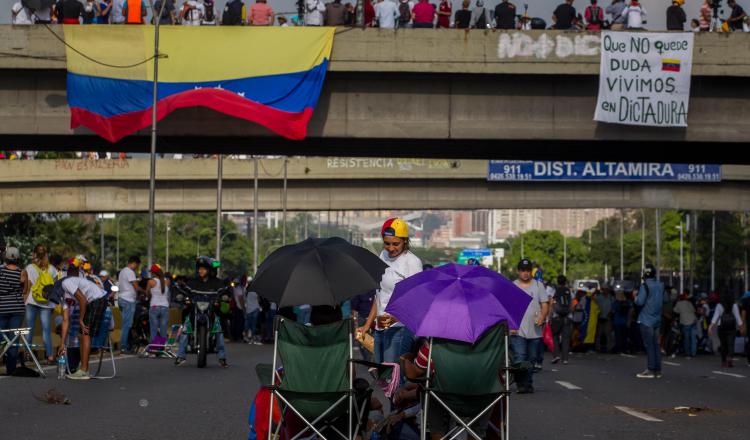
[552, 0, 577, 29]
[621, 0, 646, 29]
[357, 218, 423, 364]
[635, 264, 664, 379]
[411, 0, 436, 28]
[605, 0, 626, 30]
[665, 0, 686, 30]
[494, 0, 516, 29]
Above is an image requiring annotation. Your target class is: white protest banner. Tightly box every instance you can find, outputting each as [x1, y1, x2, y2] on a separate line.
[594, 32, 694, 127]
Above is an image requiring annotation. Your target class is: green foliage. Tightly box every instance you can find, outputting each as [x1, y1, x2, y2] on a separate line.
[411, 247, 460, 266]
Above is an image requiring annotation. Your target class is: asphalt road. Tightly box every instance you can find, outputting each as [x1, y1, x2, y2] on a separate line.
[1, 343, 748, 440]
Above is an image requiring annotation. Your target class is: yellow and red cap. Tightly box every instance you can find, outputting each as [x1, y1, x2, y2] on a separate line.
[381, 218, 409, 238]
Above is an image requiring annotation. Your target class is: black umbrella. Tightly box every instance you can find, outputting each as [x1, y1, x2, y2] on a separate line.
[250, 237, 387, 308]
[22, 0, 55, 11]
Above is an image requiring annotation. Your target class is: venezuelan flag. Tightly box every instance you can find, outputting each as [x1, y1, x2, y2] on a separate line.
[64, 26, 334, 142]
[662, 59, 681, 72]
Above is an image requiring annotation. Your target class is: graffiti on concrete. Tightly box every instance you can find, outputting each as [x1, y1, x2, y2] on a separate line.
[497, 33, 600, 59]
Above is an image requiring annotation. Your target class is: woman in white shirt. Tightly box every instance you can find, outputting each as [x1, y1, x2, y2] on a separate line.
[357, 218, 422, 364]
[147, 264, 170, 341]
[24, 245, 57, 365]
[710, 293, 744, 368]
[622, 0, 646, 29]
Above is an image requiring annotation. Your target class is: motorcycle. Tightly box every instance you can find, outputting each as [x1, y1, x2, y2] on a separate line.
[173, 283, 232, 368]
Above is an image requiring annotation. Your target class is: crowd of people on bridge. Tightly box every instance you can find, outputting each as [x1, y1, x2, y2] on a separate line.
[10, 0, 750, 31]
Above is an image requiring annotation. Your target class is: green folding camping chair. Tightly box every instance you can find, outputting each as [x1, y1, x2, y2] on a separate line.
[268, 317, 358, 440]
[420, 323, 511, 440]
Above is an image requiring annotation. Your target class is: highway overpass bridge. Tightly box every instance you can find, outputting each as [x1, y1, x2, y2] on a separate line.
[0, 27, 749, 162]
[1, 158, 748, 213]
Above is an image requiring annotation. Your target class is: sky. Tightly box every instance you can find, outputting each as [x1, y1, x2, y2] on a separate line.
[1, 0, 743, 30]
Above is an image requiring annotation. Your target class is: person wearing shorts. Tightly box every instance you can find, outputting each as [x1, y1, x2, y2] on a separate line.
[56, 265, 108, 380]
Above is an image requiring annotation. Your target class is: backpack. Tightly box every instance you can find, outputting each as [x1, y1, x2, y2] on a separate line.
[719, 304, 737, 329]
[474, 8, 486, 28]
[398, 2, 411, 24]
[530, 17, 546, 29]
[48, 276, 71, 305]
[222, 0, 242, 25]
[31, 264, 55, 305]
[588, 6, 601, 24]
[204, 0, 215, 22]
[553, 286, 572, 317]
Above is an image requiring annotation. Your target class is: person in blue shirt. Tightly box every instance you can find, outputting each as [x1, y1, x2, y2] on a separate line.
[634, 263, 664, 379]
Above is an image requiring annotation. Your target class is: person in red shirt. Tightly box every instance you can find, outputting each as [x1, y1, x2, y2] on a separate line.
[358, 0, 376, 26]
[584, 0, 604, 30]
[437, 0, 452, 27]
[411, 0, 435, 27]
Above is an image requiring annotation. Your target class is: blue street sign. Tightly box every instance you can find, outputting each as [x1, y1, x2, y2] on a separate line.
[488, 161, 721, 182]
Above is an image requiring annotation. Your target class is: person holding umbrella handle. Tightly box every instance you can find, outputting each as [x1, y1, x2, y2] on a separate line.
[357, 218, 423, 364]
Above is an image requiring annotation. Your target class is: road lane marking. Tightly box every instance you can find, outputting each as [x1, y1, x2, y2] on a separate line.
[712, 370, 746, 378]
[663, 361, 681, 366]
[620, 353, 636, 358]
[615, 406, 663, 422]
[556, 381, 582, 390]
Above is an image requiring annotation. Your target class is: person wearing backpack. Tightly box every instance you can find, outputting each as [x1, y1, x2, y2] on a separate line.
[222, 0, 245, 24]
[396, 0, 414, 27]
[201, 0, 216, 24]
[710, 292, 744, 368]
[584, 0, 603, 30]
[469, 0, 490, 28]
[24, 245, 58, 365]
[324, 0, 347, 25]
[550, 275, 573, 365]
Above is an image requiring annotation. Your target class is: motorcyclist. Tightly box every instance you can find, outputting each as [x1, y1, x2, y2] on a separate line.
[174, 256, 229, 368]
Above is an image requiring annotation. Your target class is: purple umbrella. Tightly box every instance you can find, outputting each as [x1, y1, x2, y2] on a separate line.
[385, 263, 532, 343]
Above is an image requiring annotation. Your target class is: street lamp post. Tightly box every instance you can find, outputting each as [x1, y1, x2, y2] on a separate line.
[604, 219, 608, 281]
[146, 0, 168, 269]
[253, 157, 259, 274]
[641, 209, 645, 274]
[115, 215, 123, 270]
[216, 155, 224, 273]
[711, 211, 716, 292]
[100, 214, 105, 269]
[282, 157, 288, 246]
[655, 208, 661, 280]
[620, 209, 624, 280]
[166, 219, 171, 273]
[677, 222, 684, 293]
[563, 234, 567, 276]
